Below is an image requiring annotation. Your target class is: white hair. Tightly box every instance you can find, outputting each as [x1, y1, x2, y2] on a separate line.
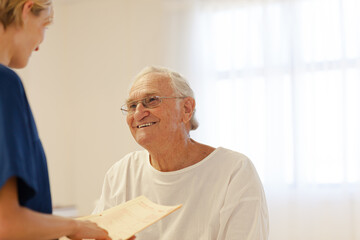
[132, 66, 199, 131]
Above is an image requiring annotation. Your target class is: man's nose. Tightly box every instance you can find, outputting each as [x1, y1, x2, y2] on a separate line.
[133, 102, 149, 120]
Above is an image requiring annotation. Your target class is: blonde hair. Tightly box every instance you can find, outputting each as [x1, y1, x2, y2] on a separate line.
[0, 0, 53, 29]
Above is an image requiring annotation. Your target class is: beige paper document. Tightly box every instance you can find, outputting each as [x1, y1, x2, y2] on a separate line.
[60, 196, 182, 240]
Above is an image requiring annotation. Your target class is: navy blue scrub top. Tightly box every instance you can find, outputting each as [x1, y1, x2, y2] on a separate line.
[0, 64, 52, 214]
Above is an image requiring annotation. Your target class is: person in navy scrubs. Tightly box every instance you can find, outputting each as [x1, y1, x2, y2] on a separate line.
[0, 1, 111, 239]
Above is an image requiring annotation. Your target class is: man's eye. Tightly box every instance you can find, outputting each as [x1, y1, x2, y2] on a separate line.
[147, 96, 158, 103]
[128, 103, 137, 109]
[145, 96, 158, 105]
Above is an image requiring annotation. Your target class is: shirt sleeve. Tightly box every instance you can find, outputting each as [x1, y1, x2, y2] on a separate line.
[0, 67, 37, 203]
[92, 168, 118, 214]
[217, 158, 269, 240]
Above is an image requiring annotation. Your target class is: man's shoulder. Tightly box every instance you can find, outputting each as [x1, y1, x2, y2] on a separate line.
[215, 148, 265, 194]
[211, 147, 260, 176]
[103, 150, 148, 184]
[109, 150, 148, 170]
[214, 147, 251, 165]
[121, 149, 148, 162]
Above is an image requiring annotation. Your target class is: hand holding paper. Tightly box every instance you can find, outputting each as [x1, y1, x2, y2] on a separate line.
[60, 196, 182, 240]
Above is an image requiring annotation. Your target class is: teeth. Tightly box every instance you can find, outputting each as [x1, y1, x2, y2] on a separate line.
[137, 122, 155, 128]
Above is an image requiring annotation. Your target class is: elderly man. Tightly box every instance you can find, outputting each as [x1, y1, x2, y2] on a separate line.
[93, 66, 269, 240]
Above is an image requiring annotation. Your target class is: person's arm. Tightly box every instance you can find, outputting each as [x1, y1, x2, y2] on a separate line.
[0, 177, 111, 240]
[217, 159, 269, 240]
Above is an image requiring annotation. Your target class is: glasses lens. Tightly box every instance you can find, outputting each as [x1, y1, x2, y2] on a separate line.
[144, 96, 161, 108]
[121, 96, 163, 115]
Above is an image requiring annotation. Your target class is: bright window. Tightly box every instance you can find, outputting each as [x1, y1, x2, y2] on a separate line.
[192, 0, 360, 185]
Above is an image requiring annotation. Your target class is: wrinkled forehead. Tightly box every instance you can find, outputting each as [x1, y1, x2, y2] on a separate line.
[128, 73, 175, 101]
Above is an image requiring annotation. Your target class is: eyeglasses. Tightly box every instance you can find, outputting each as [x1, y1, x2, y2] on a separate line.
[121, 96, 186, 115]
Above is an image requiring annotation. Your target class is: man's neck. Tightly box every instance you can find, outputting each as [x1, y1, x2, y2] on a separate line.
[148, 138, 215, 172]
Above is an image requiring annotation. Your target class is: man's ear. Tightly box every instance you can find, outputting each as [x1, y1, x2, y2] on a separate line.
[22, 1, 34, 23]
[182, 97, 195, 123]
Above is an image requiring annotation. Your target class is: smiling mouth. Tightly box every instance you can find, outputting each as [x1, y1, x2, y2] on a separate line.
[137, 122, 156, 128]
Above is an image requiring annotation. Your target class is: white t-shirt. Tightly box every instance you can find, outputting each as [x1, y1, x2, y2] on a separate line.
[94, 147, 269, 240]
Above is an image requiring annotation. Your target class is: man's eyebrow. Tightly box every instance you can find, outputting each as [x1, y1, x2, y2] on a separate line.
[126, 92, 158, 103]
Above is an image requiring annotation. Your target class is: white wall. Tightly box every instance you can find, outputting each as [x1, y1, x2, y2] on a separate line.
[17, 0, 195, 215]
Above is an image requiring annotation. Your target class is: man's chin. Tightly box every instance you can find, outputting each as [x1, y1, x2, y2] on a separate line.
[135, 135, 152, 148]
